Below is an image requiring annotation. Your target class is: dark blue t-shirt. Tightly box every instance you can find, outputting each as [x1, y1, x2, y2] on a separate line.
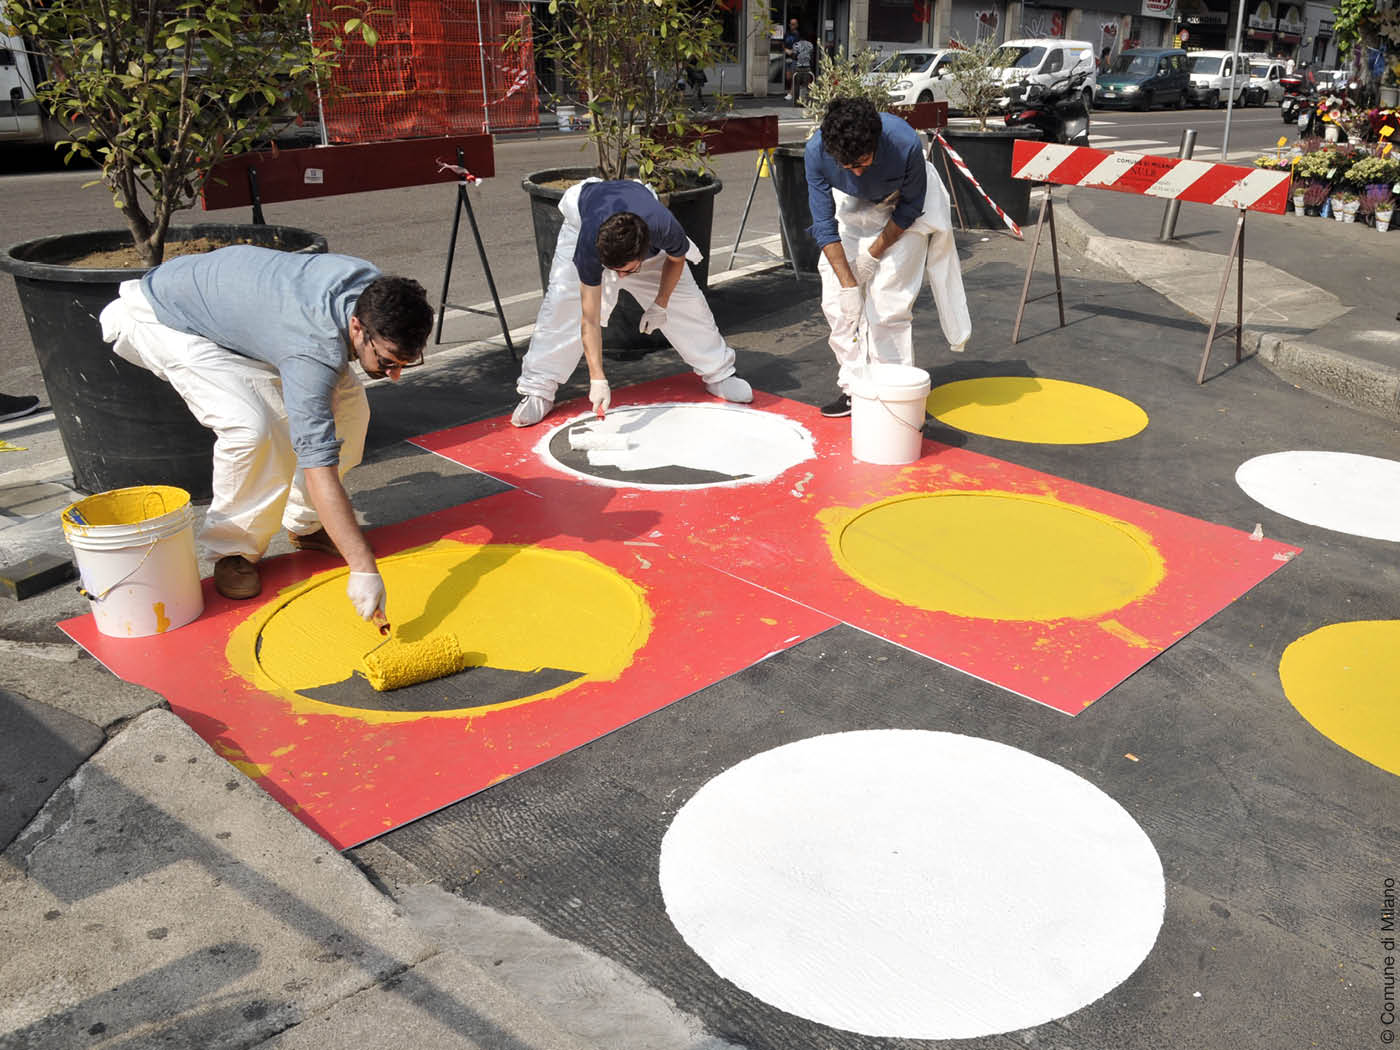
[573, 181, 689, 287]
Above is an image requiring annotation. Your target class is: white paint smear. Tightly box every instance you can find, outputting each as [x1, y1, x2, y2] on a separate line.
[1235, 451, 1400, 542]
[660, 730, 1165, 1039]
[540, 403, 815, 490]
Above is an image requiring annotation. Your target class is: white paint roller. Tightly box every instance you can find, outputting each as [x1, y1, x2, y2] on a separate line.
[569, 427, 631, 452]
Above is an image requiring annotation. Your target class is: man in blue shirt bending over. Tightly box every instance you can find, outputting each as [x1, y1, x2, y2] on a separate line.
[99, 246, 434, 618]
[805, 98, 972, 417]
[512, 179, 752, 427]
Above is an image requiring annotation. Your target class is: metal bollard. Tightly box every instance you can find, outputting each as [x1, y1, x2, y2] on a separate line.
[1159, 129, 1197, 241]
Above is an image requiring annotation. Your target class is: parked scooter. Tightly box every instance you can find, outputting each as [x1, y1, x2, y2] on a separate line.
[1003, 70, 1092, 146]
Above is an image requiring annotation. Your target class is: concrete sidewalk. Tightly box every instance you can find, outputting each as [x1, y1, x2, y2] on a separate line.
[1057, 185, 1400, 421]
[1, 188, 1396, 1049]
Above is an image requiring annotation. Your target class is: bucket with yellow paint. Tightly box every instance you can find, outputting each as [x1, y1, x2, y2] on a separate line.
[61, 485, 203, 638]
[849, 364, 931, 465]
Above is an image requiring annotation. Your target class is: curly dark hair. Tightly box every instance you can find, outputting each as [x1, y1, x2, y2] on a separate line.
[354, 276, 433, 359]
[597, 212, 651, 270]
[820, 98, 883, 167]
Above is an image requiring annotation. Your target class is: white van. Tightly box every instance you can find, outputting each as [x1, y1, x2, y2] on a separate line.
[1, 32, 46, 143]
[1187, 50, 1248, 108]
[991, 38, 1097, 111]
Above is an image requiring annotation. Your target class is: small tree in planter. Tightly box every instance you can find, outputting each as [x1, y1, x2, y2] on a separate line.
[518, 0, 734, 350]
[1, 0, 381, 267]
[530, 0, 731, 191]
[0, 0, 381, 496]
[943, 36, 1011, 130]
[799, 46, 896, 123]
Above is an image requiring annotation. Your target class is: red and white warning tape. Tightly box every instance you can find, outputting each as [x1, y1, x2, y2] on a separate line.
[932, 131, 1023, 239]
[1009, 140, 1291, 214]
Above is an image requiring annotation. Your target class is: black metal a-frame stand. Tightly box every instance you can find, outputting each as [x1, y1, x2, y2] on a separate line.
[435, 147, 516, 356]
[1012, 186, 1250, 386]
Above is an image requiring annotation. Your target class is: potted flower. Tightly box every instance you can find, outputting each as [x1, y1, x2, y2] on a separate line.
[0, 0, 377, 496]
[1334, 188, 1359, 222]
[519, 0, 731, 350]
[1301, 180, 1332, 217]
[1364, 185, 1395, 231]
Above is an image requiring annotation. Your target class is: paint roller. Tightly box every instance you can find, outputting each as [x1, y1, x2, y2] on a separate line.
[569, 425, 630, 452]
[360, 616, 469, 692]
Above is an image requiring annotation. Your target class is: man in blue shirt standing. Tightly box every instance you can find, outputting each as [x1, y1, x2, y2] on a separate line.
[512, 179, 752, 428]
[99, 246, 433, 617]
[805, 98, 972, 416]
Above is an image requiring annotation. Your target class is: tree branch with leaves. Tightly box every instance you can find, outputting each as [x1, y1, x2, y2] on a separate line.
[1, 0, 383, 266]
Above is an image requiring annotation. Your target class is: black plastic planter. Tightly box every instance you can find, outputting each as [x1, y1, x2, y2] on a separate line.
[522, 169, 722, 352]
[771, 143, 821, 275]
[930, 128, 1042, 230]
[1, 224, 327, 498]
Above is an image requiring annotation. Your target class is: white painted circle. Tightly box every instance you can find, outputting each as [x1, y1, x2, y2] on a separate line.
[660, 730, 1165, 1039]
[1235, 451, 1400, 542]
[537, 403, 815, 490]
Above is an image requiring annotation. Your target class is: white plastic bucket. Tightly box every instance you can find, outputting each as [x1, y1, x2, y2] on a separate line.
[61, 485, 204, 638]
[850, 363, 931, 465]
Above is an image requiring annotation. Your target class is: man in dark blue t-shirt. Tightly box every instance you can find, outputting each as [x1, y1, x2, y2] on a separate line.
[512, 179, 752, 427]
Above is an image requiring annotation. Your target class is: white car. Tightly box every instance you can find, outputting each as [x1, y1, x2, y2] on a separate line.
[1245, 59, 1286, 106]
[1187, 50, 1248, 108]
[866, 48, 966, 108]
[991, 38, 1097, 112]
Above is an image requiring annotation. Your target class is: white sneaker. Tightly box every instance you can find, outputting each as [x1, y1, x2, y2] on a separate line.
[705, 376, 753, 403]
[949, 341, 967, 354]
[510, 395, 553, 427]
[783, 93, 792, 101]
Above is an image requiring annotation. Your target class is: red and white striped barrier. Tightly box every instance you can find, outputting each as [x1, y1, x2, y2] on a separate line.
[933, 132, 1023, 238]
[1009, 140, 1291, 214]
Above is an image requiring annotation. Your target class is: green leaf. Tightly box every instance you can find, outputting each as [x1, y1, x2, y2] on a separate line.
[361, 23, 378, 47]
[166, 36, 185, 50]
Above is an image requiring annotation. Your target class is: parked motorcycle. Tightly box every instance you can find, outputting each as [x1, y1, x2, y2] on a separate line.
[1003, 70, 1092, 146]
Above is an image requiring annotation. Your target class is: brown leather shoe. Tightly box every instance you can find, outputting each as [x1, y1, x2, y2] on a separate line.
[287, 527, 341, 558]
[214, 555, 261, 600]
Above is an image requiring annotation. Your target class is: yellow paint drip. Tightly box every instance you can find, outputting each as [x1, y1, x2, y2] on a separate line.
[153, 602, 171, 634]
[1279, 620, 1400, 777]
[363, 633, 470, 691]
[823, 491, 1164, 622]
[927, 377, 1148, 445]
[227, 539, 653, 723]
[1098, 618, 1155, 649]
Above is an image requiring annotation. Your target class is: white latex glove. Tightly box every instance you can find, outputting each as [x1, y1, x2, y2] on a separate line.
[836, 285, 863, 326]
[639, 303, 668, 334]
[851, 248, 880, 286]
[347, 571, 386, 622]
[589, 378, 611, 418]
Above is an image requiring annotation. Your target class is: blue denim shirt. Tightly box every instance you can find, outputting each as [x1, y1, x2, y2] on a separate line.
[142, 246, 378, 469]
[804, 112, 927, 248]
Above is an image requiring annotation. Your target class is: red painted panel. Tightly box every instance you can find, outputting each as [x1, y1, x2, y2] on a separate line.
[200, 134, 496, 210]
[415, 377, 1302, 716]
[61, 487, 837, 849]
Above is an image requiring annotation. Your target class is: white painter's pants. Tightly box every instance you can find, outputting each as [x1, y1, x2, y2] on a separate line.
[99, 280, 369, 562]
[817, 159, 973, 393]
[516, 180, 738, 401]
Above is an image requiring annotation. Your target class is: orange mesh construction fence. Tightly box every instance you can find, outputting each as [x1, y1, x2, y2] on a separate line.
[313, 0, 538, 141]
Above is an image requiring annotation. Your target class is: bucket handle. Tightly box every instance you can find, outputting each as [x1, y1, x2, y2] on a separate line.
[870, 393, 928, 434]
[77, 539, 161, 603]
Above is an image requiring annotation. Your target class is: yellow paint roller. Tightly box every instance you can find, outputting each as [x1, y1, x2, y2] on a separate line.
[361, 623, 469, 692]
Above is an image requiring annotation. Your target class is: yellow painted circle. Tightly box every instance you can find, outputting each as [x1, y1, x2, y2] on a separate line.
[227, 541, 652, 722]
[927, 378, 1148, 444]
[825, 491, 1164, 622]
[1279, 621, 1400, 776]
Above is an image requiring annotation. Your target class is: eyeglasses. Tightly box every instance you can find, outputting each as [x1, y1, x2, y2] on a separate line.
[611, 259, 644, 276]
[365, 333, 423, 377]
